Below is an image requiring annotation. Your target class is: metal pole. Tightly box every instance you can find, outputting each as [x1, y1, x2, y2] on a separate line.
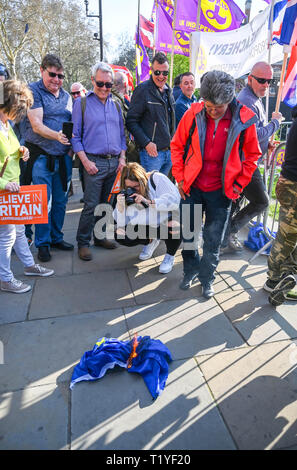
[99, 0, 103, 61]
[169, 0, 178, 87]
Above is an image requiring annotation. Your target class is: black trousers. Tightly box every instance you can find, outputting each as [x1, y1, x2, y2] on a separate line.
[115, 224, 181, 256]
[223, 167, 269, 244]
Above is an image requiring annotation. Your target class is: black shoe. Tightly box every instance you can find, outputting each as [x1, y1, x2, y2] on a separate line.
[202, 284, 215, 299]
[38, 246, 51, 262]
[50, 240, 74, 251]
[179, 273, 198, 290]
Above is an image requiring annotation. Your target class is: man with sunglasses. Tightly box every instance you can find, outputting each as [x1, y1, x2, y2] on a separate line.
[126, 52, 175, 176]
[221, 61, 283, 253]
[72, 62, 126, 261]
[71, 82, 87, 100]
[25, 54, 74, 262]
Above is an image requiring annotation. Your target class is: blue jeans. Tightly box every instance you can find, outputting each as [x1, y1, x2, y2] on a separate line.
[32, 154, 72, 247]
[140, 149, 172, 176]
[180, 187, 231, 287]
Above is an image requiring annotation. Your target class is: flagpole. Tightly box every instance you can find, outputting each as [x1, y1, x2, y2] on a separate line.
[169, 0, 178, 87]
[196, 0, 201, 31]
[153, 0, 157, 56]
[266, 0, 275, 120]
[136, 0, 141, 85]
[275, 46, 290, 113]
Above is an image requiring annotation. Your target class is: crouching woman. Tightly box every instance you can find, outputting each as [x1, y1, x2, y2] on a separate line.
[113, 162, 181, 273]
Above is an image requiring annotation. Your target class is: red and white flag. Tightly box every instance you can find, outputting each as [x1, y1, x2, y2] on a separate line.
[139, 14, 154, 49]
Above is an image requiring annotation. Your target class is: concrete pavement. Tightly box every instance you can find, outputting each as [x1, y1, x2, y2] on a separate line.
[0, 171, 297, 450]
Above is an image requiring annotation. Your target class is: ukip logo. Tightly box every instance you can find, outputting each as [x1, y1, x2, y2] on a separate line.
[175, 30, 190, 48]
[202, 0, 232, 31]
[195, 45, 207, 77]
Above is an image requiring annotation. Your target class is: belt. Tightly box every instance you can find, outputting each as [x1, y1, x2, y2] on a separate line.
[159, 147, 170, 152]
[86, 153, 119, 159]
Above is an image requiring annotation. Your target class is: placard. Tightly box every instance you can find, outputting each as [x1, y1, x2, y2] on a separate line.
[0, 184, 48, 225]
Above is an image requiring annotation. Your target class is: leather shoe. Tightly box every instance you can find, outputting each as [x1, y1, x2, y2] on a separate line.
[179, 273, 198, 290]
[38, 246, 51, 262]
[93, 238, 117, 249]
[78, 246, 92, 261]
[51, 240, 74, 251]
[202, 284, 215, 299]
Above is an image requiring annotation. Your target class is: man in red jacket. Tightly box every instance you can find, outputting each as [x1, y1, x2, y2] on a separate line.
[171, 70, 261, 298]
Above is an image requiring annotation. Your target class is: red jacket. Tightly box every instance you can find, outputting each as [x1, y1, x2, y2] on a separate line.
[171, 99, 262, 200]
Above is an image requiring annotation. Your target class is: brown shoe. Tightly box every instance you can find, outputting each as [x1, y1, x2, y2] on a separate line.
[93, 238, 117, 249]
[78, 246, 92, 261]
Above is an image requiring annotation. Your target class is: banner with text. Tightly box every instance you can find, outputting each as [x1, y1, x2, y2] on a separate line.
[190, 6, 284, 85]
[0, 184, 48, 225]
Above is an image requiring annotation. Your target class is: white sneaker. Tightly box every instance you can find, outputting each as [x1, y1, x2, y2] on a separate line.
[1, 278, 31, 294]
[139, 239, 160, 260]
[24, 264, 54, 277]
[159, 254, 175, 274]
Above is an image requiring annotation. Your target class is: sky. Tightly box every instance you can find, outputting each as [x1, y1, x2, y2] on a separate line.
[84, 0, 271, 61]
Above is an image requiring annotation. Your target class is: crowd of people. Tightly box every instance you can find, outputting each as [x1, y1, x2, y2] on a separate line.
[0, 51, 296, 306]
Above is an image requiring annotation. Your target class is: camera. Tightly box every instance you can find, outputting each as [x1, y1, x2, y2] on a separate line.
[120, 187, 149, 208]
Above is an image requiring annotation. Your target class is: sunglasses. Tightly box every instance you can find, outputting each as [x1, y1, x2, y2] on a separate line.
[45, 69, 65, 80]
[95, 80, 113, 88]
[251, 75, 272, 85]
[71, 91, 81, 96]
[153, 70, 169, 77]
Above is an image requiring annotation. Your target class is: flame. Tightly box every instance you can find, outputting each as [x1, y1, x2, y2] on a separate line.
[127, 333, 139, 369]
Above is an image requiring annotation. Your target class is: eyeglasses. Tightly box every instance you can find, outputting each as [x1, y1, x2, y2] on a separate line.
[250, 75, 272, 85]
[152, 70, 169, 77]
[45, 69, 65, 80]
[71, 91, 81, 96]
[95, 81, 113, 88]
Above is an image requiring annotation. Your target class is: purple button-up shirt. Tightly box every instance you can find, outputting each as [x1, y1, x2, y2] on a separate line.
[71, 91, 127, 155]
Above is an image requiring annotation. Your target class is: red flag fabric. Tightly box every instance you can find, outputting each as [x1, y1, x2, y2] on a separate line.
[139, 14, 154, 49]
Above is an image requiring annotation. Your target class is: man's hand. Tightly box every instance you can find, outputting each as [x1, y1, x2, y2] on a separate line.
[232, 185, 241, 195]
[271, 111, 284, 124]
[145, 142, 158, 157]
[5, 182, 20, 192]
[19, 146, 30, 162]
[57, 130, 71, 146]
[178, 180, 188, 200]
[117, 156, 126, 173]
[83, 159, 98, 175]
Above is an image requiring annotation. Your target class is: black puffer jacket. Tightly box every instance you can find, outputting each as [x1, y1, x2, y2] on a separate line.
[126, 77, 175, 151]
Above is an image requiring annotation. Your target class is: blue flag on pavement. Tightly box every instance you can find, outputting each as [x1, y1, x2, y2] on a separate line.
[70, 336, 172, 400]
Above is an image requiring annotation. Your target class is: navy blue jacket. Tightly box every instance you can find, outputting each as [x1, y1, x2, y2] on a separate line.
[126, 77, 175, 150]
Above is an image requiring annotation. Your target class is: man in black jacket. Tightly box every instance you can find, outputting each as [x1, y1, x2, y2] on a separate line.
[126, 52, 175, 176]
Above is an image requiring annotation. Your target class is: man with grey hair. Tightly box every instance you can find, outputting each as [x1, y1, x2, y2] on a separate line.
[72, 62, 127, 261]
[171, 70, 261, 298]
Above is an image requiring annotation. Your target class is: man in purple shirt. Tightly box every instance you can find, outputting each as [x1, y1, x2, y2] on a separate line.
[72, 62, 126, 261]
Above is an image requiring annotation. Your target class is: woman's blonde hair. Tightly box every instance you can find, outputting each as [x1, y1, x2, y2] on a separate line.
[120, 162, 149, 198]
[0, 80, 33, 122]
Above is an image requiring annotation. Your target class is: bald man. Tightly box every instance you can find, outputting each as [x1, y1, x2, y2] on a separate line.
[70, 82, 87, 100]
[222, 61, 283, 253]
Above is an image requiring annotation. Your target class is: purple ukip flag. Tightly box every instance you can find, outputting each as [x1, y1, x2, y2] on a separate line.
[175, 0, 246, 33]
[136, 28, 151, 83]
[156, 4, 190, 56]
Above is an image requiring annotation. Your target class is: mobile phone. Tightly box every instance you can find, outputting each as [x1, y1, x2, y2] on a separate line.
[62, 121, 73, 140]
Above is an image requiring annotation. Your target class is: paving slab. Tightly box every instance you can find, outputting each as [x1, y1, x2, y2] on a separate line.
[124, 298, 246, 359]
[217, 255, 268, 291]
[28, 270, 135, 319]
[196, 341, 297, 450]
[0, 383, 68, 450]
[215, 288, 297, 345]
[0, 309, 129, 393]
[71, 358, 236, 450]
[10, 249, 73, 278]
[0, 282, 34, 325]
[127, 257, 230, 305]
[73, 243, 158, 274]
